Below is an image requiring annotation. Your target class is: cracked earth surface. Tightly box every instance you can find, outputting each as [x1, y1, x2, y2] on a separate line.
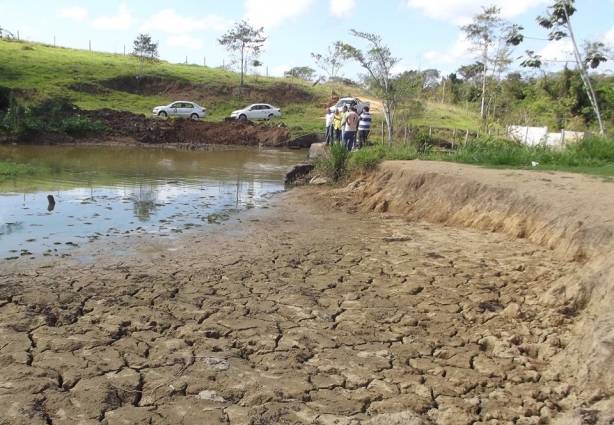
[0, 176, 594, 425]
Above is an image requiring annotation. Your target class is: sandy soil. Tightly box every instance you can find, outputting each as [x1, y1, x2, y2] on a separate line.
[1, 161, 613, 424]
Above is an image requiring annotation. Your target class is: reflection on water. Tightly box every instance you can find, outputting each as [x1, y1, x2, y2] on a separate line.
[131, 185, 158, 221]
[0, 145, 306, 260]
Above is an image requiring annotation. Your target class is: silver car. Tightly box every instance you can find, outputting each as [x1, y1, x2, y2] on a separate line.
[230, 103, 282, 120]
[152, 101, 207, 119]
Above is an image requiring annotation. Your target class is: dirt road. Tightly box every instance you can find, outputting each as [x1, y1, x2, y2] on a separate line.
[1, 161, 612, 424]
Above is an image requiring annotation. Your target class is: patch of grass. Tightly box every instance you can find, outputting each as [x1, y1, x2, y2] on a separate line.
[410, 101, 485, 131]
[432, 136, 614, 172]
[342, 135, 614, 177]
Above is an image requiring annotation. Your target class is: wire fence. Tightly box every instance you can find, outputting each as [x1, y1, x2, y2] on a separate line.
[366, 123, 503, 150]
[7, 32, 273, 75]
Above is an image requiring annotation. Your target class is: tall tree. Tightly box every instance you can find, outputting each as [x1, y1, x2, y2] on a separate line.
[311, 42, 353, 95]
[342, 30, 413, 145]
[518, 0, 606, 135]
[132, 34, 159, 79]
[461, 6, 521, 123]
[217, 21, 267, 86]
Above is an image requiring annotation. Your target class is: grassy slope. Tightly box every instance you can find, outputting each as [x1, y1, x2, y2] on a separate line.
[0, 40, 327, 125]
[0, 39, 484, 136]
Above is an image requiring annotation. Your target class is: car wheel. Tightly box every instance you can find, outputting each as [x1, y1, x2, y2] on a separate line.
[158, 111, 167, 117]
[190, 113, 199, 120]
[238, 114, 247, 120]
[268, 114, 274, 119]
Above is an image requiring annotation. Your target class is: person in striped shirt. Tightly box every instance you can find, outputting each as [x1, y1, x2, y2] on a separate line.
[357, 106, 372, 150]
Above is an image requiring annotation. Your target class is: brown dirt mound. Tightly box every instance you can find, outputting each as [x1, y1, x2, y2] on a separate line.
[83, 109, 294, 147]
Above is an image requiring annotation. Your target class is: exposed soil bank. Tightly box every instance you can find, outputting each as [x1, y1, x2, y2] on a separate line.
[7, 110, 308, 148]
[0, 161, 613, 424]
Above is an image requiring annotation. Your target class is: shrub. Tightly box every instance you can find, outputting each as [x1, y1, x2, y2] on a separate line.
[60, 116, 109, 133]
[316, 141, 350, 181]
[0, 97, 108, 136]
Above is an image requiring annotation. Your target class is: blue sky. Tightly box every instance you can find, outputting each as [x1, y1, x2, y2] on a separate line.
[2, 0, 613, 79]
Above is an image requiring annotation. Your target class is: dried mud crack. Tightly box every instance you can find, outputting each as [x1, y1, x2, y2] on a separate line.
[1, 161, 613, 424]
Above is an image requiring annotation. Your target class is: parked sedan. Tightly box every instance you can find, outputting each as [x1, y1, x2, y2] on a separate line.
[230, 104, 281, 120]
[152, 101, 207, 119]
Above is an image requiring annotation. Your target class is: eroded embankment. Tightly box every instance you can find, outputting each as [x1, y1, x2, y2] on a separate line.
[347, 161, 614, 420]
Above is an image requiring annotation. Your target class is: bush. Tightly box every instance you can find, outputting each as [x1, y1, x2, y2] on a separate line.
[60, 116, 109, 133]
[316, 141, 350, 181]
[0, 97, 108, 136]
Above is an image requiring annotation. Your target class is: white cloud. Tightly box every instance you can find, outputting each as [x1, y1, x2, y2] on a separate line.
[538, 39, 574, 64]
[330, 0, 356, 17]
[57, 7, 88, 21]
[272, 65, 290, 77]
[406, 0, 548, 24]
[140, 9, 232, 34]
[92, 4, 133, 30]
[167, 34, 204, 51]
[605, 26, 614, 45]
[243, 0, 315, 29]
[423, 34, 472, 65]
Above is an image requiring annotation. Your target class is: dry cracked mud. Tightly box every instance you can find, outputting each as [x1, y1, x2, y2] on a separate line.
[0, 161, 613, 425]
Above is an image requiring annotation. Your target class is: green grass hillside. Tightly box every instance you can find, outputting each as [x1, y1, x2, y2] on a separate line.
[0, 39, 328, 127]
[0, 39, 483, 136]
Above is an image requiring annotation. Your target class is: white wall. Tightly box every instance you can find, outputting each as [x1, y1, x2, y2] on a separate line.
[506, 126, 591, 148]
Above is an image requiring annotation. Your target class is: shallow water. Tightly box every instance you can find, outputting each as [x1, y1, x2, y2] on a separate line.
[0, 145, 307, 260]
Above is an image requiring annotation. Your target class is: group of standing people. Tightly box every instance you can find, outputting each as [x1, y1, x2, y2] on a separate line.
[325, 104, 372, 151]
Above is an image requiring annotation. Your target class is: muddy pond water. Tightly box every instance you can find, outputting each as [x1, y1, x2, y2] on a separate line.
[0, 145, 307, 261]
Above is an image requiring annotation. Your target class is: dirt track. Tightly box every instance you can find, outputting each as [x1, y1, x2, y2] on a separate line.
[1, 161, 613, 424]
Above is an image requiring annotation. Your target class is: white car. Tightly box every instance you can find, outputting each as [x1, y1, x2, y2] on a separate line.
[335, 97, 370, 112]
[152, 101, 207, 119]
[230, 103, 282, 120]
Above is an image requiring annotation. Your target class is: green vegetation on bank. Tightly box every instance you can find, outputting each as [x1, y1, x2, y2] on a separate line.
[318, 136, 614, 181]
[0, 96, 109, 136]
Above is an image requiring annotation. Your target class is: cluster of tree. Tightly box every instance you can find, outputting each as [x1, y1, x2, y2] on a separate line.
[301, 0, 612, 141]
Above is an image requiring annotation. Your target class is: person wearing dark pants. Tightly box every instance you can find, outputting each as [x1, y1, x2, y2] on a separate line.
[357, 106, 372, 149]
[332, 109, 343, 143]
[324, 108, 335, 145]
[343, 106, 359, 151]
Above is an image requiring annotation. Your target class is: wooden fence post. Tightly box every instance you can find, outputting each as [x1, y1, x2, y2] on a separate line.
[381, 122, 385, 146]
[404, 126, 408, 145]
[465, 129, 469, 144]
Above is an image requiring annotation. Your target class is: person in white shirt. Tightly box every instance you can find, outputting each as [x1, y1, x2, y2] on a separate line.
[324, 108, 335, 145]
